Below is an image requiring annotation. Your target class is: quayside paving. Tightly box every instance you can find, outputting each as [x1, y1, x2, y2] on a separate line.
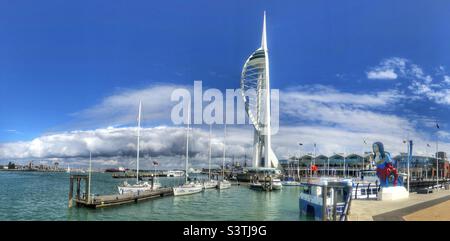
[348, 189, 450, 221]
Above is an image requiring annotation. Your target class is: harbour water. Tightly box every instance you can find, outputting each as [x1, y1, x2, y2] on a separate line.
[0, 171, 309, 221]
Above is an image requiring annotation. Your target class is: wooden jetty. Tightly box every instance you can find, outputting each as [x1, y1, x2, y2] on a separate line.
[68, 174, 173, 209]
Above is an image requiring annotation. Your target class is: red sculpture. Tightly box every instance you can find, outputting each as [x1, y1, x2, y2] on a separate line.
[376, 162, 399, 186]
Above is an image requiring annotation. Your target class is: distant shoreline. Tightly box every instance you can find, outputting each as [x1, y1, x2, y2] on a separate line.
[0, 169, 84, 173]
[0, 169, 66, 173]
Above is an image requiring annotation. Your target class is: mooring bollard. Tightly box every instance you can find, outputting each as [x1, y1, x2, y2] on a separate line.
[332, 188, 337, 221]
[68, 176, 74, 208]
[322, 183, 328, 221]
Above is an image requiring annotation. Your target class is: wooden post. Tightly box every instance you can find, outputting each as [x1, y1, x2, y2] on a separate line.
[151, 176, 154, 190]
[332, 188, 337, 221]
[263, 176, 266, 190]
[269, 176, 272, 191]
[68, 176, 74, 208]
[76, 178, 81, 201]
[84, 177, 88, 202]
[345, 190, 352, 221]
[322, 184, 328, 221]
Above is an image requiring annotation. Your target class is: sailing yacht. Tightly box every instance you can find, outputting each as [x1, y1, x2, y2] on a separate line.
[217, 124, 231, 190]
[173, 104, 203, 196]
[203, 124, 218, 189]
[66, 164, 71, 173]
[118, 101, 161, 195]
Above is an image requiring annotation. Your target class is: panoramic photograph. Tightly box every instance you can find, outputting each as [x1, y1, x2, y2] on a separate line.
[1, 0, 450, 226]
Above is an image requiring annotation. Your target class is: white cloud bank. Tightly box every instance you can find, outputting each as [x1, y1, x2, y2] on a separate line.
[0, 125, 253, 169]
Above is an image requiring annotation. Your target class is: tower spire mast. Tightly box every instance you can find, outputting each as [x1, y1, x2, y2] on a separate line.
[263, 11, 272, 168]
[261, 11, 267, 51]
[136, 100, 142, 184]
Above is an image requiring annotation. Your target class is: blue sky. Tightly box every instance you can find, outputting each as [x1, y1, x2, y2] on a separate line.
[1, 1, 450, 167]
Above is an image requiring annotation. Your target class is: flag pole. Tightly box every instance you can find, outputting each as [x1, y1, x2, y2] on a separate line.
[435, 121, 439, 189]
[407, 140, 412, 192]
[362, 139, 367, 174]
[88, 151, 92, 203]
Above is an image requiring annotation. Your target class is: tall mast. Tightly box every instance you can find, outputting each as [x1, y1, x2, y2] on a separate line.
[185, 103, 191, 183]
[88, 151, 92, 203]
[136, 100, 142, 184]
[208, 124, 212, 181]
[222, 124, 227, 179]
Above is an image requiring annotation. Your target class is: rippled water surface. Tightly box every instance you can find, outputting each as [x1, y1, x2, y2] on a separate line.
[0, 171, 308, 220]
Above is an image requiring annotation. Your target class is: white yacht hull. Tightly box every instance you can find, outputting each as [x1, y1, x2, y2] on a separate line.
[117, 182, 161, 195]
[217, 180, 231, 190]
[272, 183, 283, 190]
[167, 174, 184, 177]
[166, 171, 185, 177]
[272, 179, 283, 190]
[173, 184, 203, 196]
[249, 183, 263, 190]
[282, 181, 301, 186]
[203, 180, 218, 189]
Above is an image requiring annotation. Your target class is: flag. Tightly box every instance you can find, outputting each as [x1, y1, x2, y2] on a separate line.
[152, 161, 159, 166]
[436, 123, 440, 129]
[427, 144, 431, 147]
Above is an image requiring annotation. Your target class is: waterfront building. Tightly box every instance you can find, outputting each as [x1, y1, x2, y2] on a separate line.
[393, 152, 450, 180]
[280, 151, 450, 180]
[315, 155, 328, 166]
[281, 153, 370, 178]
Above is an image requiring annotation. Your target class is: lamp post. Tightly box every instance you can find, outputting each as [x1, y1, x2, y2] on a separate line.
[88, 151, 92, 203]
[403, 140, 409, 192]
[286, 150, 290, 178]
[426, 144, 431, 180]
[298, 143, 303, 180]
[327, 156, 330, 176]
[436, 121, 440, 189]
[313, 143, 316, 177]
[403, 140, 412, 192]
[363, 139, 368, 173]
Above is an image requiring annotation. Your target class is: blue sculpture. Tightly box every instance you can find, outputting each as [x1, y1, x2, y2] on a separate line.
[373, 142, 403, 187]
